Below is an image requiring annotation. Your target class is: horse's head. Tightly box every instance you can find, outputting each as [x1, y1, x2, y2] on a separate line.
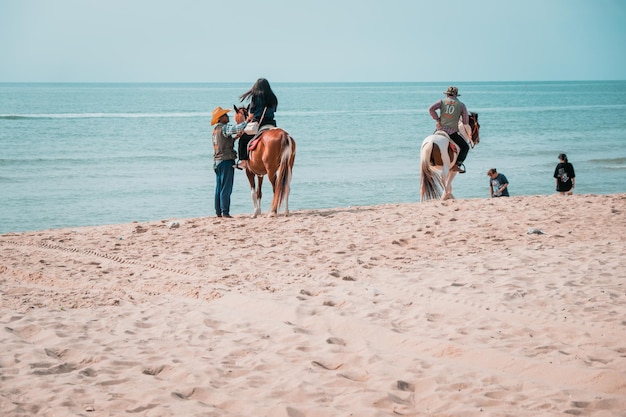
[234, 104, 249, 124]
[468, 112, 480, 146]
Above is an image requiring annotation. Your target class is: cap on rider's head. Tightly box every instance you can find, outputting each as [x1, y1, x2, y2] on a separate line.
[444, 86, 460, 97]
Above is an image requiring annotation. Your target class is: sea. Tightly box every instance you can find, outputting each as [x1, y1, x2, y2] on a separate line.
[1, 81, 625, 234]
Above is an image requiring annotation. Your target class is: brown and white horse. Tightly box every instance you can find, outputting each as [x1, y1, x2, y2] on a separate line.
[234, 106, 296, 217]
[419, 112, 480, 201]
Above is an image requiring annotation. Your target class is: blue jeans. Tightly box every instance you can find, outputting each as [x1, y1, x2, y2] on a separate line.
[214, 160, 235, 216]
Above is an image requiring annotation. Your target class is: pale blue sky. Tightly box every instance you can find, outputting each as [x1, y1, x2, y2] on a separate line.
[1, 0, 624, 82]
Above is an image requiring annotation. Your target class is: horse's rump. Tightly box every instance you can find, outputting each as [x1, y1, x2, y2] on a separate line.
[420, 136, 445, 201]
[245, 127, 296, 217]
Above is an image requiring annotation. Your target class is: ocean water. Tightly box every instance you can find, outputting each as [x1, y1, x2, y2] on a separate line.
[1, 81, 625, 233]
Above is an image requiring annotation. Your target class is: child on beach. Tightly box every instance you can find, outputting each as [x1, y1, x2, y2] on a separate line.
[554, 153, 576, 196]
[487, 168, 509, 197]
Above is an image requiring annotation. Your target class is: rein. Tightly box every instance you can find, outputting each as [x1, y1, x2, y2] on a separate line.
[241, 105, 268, 126]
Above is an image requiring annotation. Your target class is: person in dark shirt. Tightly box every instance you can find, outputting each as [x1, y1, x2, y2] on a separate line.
[487, 168, 510, 197]
[236, 78, 279, 170]
[554, 153, 576, 196]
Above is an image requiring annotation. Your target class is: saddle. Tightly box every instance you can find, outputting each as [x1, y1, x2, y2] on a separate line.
[434, 130, 459, 154]
[247, 125, 275, 151]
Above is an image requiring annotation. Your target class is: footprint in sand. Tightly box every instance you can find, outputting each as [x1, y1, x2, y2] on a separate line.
[326, 337, 346, 346]
[311, 360, 343, 370]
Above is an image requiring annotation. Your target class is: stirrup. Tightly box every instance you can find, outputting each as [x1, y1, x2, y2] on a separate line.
[451, 164, 465, 173]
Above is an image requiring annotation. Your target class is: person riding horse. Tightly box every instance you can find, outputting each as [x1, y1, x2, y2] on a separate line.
[233, 102, 296, 218]
[429, 86, 470, 173]
[235, 78, 279, 171]
[420, 109, 480, 202]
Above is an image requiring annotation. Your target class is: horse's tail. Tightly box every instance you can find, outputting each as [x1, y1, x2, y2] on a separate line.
[420, 138, 443, 201]
[272, 131, 295, 212]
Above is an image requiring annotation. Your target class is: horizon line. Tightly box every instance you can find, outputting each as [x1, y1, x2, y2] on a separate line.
[1, 79, 624, 84]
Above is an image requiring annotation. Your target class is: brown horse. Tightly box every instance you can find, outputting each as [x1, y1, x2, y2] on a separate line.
[234, 105, 296, 217]
[420, 112, 480, 201]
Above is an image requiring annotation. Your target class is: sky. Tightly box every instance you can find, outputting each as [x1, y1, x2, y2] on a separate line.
[1, 0, 625, 83]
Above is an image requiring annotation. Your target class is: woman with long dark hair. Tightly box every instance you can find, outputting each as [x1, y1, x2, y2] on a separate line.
[236, 78, 279, 170]
[240, 78, 278, 126]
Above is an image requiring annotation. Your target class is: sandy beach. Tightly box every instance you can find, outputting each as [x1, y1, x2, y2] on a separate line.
[1, 194, 625, 417]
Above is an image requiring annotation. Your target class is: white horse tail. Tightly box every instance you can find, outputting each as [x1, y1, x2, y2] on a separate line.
[420, 138, 443, 201]
[272, 131, 295, 214]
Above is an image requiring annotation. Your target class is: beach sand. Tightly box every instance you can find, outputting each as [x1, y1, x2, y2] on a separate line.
[1, 194, 625, 417]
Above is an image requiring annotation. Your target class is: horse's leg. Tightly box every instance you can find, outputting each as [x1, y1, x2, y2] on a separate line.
[256, 175, 264, 216]
[442, 171, 457, 200]
[266, 170, 278, 217]
[261, 137, 279, 217]
[440, 145, 454, 200]
[446, 146, 460, 199]
[440, 168, 450, 200]
[283, 179, 290, 216]
[448, 172, 457, 199]
[279, 171, 291, 217]
[245, 170, 261, 218]
[247, 139, 266, 218]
